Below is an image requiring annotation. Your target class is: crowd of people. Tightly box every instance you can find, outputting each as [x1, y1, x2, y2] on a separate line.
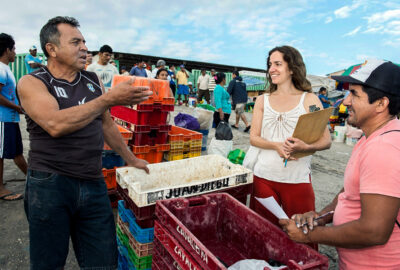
[1, 14, 400, 270]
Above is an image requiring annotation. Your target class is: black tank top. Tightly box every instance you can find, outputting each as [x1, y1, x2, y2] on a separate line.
[26, 67, 104, 179]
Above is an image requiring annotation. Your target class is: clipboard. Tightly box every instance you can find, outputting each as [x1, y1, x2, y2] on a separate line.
[291, 107, 334, 159]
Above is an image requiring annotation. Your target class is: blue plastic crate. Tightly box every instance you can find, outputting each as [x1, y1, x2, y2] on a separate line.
[102, 150, 125, 169]
[199, 129, 209, 151]
[118, 245, 135, 270]
[118, 200, 154, 243]
[118, 200, 128, 223]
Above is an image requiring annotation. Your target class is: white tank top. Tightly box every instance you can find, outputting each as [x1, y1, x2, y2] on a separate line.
[254, 92, 312, 183]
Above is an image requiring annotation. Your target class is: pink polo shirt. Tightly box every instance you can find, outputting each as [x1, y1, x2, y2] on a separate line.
[333, 119, 400, 269]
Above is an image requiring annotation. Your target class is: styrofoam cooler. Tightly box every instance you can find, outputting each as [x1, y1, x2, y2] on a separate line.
[116, 155, 253, 207]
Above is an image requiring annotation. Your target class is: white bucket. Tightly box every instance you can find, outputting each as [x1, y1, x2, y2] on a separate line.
[333, 126, 346, 142]
[346, 136, 358, 146]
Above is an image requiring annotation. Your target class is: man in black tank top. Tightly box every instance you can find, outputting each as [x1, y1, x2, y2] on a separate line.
[17, 16, 152, 270]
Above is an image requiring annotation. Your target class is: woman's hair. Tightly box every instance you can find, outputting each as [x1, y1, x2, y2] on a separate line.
[156, 68, 168, 78]
[215, 72, 226, 84]
[266, 45, 311, 93]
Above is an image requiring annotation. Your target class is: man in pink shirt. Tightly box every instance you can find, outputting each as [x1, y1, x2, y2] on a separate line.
[280, 59, 400, 269]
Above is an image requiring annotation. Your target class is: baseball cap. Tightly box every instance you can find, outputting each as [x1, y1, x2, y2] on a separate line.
[180, 64, 185, 68]
[157, 59, 166, 67]
[30, 45, 37, 50]
[188, 82, 193, 85]
[332, 59, 400, 97]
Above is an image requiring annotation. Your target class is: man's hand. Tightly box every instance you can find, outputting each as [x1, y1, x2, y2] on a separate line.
[279, 219, 311, 243]
[283, 137, 310, 154]
[105, 78, 152, 106]
[127, 157, 150, 174]
[291, 211, 321, 233]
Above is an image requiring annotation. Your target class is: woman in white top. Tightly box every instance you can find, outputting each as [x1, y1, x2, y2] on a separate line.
[250, 46, 331, 230]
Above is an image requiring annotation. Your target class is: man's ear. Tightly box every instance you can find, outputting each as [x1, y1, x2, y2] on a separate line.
[45, 43, 57, 58]
[376, 97, 390, 113]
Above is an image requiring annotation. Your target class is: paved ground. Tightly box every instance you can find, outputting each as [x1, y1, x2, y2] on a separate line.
[0, 106, 352, 269]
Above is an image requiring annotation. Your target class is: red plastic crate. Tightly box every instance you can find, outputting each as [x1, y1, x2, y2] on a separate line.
[152, 238, 181, 270]
[117, 183, 252, 229]
[111, 105, 173, 127]
[102, 168, 116, 190]
[130, 125, 171, 146]
[154, 222, 202, 270]
[111, 75, 175, 105]
[155, 193, 329, 270]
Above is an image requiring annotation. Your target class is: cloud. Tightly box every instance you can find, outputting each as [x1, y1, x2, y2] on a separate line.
[334, 1, 361, 19]
[343, 26, 361, 37]
[364, 9, 400, 42]
[325, 17, 333, 24]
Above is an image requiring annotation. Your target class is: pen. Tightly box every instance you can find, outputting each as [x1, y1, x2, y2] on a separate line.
[284, 159, 288, 167]
[300, 210, 334, 227]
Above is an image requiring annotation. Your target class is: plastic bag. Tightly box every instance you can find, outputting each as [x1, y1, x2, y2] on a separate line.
[215, 121, 233, 140]
[174, 113, 200, 130]
[193, 107, 214, 130]
[242, 146, 260, 170]
[208, 137, 233, 158]
[228, 149, 246, 165]
[228, 259, 286, 270]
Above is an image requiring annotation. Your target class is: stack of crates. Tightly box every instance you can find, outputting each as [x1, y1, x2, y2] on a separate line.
[117, 201, 153, 270]
[153, 193, 329, 270]
[110, 75, 174, 269]
[165, 126, 202, 161]
[110, 75, 174, 164]
[102, 125, 133, 208]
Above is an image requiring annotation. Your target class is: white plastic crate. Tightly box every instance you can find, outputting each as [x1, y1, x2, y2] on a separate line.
[116, 154, 253, 207]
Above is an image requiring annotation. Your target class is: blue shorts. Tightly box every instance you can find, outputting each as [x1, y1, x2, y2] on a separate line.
[177, 84, 189, 95]
[24, 169, 117, 270]
[0, 122, 23, 159]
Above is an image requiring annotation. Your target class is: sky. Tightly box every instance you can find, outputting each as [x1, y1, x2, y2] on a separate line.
[1, 0, 399, 75]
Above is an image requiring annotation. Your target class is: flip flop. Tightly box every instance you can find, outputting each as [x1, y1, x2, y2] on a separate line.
[244, 125, 251, 133]
[231, 125, 239, 129]
[0, 192, 24, 201]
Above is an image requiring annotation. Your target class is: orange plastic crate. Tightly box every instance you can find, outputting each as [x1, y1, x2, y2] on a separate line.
[111, 75, 174, 105]
[104, 125, 132, 150]
[102, 168, 116, 190]
[131, 144, 170, 164]
[169, 126, 202, 142]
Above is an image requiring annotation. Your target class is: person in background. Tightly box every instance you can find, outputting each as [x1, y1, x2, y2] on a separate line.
[0, 33, 27, 201]
[168, 65, 176, 97]
[129, 59, 147, 77]
[24, 45, 44, 74]
[176, 64, 189, 106]
[280, 59, 400, 269]
[120, 66, 129, 76]
[188, 81, 196, 98]
[197, 68, 211, 104]
[151, 59, 166, 78]
[249, 45, 331, 233]
[84, 52, 92, 70]
[209, 68, 217, 106]
[318, 87, 332, 108]
[155, 68, 174, 98]
[143, 63, 152, 78]
[227, 71, 251, 132]
[86, 45, 119, 92]
[17, 16, 151, 269]
[213, 72, 231, 128]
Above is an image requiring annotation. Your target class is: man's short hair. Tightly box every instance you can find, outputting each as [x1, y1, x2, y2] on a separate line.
[363, 85, 400, 116]
[319, 87, 327, 93]
[0, 33, 15, 57]
[40, 16, 80, 57]
[156, 59, 166, 67]
[233, 71, 239, 77]
[201, 68, 206, 72]
[99, 45, 113, 54]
